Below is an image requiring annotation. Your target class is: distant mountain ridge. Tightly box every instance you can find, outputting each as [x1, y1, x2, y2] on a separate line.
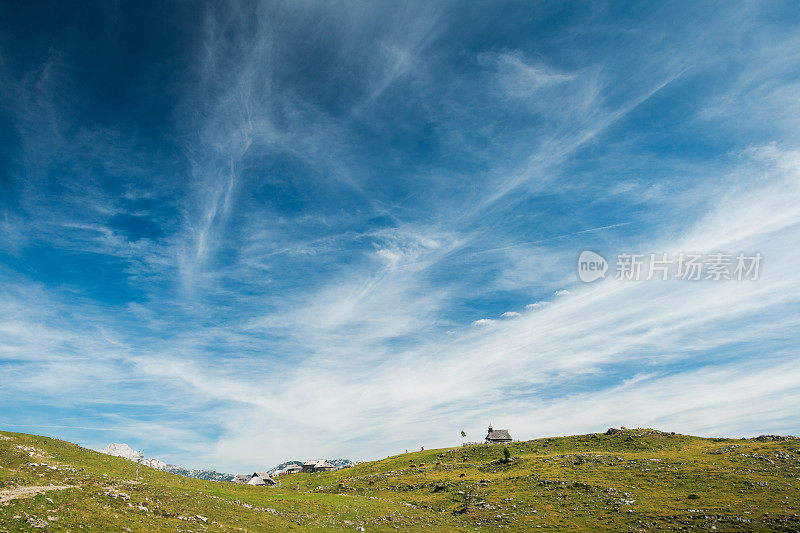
[327, 458, 354, 469]
[100, 443, 353, 479]
[266, 460, 303, 475]
[99, 442, 235, 482]
[268, 458, 353, 474]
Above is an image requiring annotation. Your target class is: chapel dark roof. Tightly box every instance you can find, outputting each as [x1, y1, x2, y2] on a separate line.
[486, 427, 512, 441]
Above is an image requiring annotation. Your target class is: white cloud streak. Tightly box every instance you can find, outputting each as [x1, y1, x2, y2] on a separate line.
[2, 2, 800, 472]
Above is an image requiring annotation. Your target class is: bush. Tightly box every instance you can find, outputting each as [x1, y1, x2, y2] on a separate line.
[503, 447, 511, 460]
[688, 494, 699, 499]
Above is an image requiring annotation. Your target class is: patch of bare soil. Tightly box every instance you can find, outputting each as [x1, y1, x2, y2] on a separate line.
[0, 485, 74, 504]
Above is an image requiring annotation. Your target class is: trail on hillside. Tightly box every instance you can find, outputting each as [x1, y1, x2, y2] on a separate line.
[0, 484, 74, 503]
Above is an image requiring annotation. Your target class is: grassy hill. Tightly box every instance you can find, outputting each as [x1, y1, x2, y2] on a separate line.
[1, 429, 799, 531]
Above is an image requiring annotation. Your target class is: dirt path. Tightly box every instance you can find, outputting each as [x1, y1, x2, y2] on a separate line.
[0, 484, 74, 503]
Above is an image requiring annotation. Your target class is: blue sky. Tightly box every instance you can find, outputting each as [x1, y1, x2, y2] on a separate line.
[1, 1, 800, 471]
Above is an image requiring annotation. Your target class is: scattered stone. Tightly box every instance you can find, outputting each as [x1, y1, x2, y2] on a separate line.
[27, 517, 48, 528]
[755, 435, 796, 442]
[709, 445, 742, 455]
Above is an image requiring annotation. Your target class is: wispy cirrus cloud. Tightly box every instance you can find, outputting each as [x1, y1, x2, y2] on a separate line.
[1, 1, 799, 472]
[479, 50, 574, 98]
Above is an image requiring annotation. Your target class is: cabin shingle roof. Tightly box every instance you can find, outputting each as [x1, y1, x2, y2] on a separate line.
[486, 428, 512, 441]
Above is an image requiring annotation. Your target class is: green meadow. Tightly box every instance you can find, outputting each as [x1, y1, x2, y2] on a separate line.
[1, 429, 798, 531]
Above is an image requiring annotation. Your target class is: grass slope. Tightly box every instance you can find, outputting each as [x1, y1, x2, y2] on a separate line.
[1, 429, 799, 531]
